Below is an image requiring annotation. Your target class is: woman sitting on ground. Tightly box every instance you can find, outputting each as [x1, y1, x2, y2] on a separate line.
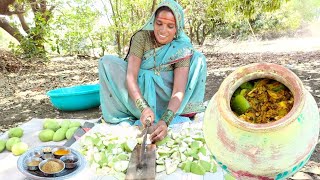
[99, 0, 207, 142]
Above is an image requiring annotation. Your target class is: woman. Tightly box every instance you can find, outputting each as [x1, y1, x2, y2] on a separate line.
[99, 0, 207, 142]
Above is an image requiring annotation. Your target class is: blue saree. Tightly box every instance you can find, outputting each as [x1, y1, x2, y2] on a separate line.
[99, 0, 207, 125]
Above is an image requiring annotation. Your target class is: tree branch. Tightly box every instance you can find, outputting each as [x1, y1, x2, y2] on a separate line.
[45, 5, 55, 21]
[0, 17, 23, 42]
[29, 0, 40, 13]
[17, 13, 30, 33]
[40, 0, 47, 13]
[13, 4, 30, 33]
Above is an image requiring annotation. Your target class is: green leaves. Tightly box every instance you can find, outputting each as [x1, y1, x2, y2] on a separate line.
[2, 0, 317, 58]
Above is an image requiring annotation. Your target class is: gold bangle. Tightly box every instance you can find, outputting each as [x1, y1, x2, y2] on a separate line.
[160, 109, 175, 126]
[135, 98, 149, 113]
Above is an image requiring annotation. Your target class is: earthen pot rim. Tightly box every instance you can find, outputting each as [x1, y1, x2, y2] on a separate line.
[217, 63, 305, 132]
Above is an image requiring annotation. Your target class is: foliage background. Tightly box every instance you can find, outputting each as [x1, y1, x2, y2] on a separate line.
[0, 0, 319, 58]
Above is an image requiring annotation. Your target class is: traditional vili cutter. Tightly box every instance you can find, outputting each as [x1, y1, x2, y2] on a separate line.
[126, 118, 157, 180]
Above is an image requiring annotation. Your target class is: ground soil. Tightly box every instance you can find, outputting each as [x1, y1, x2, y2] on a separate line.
[1, 37, 320, 178]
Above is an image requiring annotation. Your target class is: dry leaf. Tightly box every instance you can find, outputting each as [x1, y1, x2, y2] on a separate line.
[290, 172, 313, 180]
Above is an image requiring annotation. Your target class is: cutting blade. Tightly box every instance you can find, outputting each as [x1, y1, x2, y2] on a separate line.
[138, 117, 151, 168]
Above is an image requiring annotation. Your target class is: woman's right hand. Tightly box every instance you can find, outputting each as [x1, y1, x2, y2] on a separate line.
[140, 107, 155, 127]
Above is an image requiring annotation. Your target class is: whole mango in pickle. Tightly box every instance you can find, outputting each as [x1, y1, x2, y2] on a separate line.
[69, 121, 81, 128]
[6, 137, 21, 151]
[53, 127, 68, 142]
[0, 140, 6, 153]
[38, 129, 55, 142]
[11, 142, 28, 156]
[8, 127, 23, 138]
[60, 120, 71, 129]
[66, 127, 78, 140]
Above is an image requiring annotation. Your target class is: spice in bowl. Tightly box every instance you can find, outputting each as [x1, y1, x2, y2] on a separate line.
[54, 149, 70, 156]
[42, 147, 52, 154]
[28, 160, 41, 166]
[52, 147, 70, 159]
[25, 157, 43, 171]
[60, 155, 78, 169]
[39, 159, 65, 175]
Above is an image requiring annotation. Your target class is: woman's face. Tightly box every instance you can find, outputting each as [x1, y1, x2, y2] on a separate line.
[154, 10, 177, 45]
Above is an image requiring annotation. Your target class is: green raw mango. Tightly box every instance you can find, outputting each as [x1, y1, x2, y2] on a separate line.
[155, 136, 171, 146]
[190, 141, 200, 151]
[43, 119, 57, 128]
[122, 139, 138, 152]
[240, 82, 253, 90]
[211, 163, 217, 173]
[231, 95, 251, 115]
[44, 120, 60, 131]
[0, 140, 6, 153]
[272, 84, 285, 92]
[199, 160, 211, 172]
[53, 127, 68, 142]
[38, 129, 55, 142]
[66, 127, 78, 140]
[182, 161, 192, 173]
[60, 120, 71, 128]
[233, 88, 241, 96]
[11, 142, 28, 156]
[8, 127, 23, 138]
[69, 121, 81, 128]
[190, 162, 206, 175]
[198, 147, 207, 155]
[6, 137, 21, 151]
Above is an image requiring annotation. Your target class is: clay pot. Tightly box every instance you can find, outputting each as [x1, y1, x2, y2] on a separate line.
[203, 63, 319, 180]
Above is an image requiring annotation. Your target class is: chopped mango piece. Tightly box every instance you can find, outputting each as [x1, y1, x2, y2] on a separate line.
[231, 95, 251, 115]
[190, 162, 206, 175]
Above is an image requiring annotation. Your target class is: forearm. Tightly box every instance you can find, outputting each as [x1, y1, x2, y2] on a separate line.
[161, 67, 189, 125]
[126, 54, 144, 102]
[167, 91, 184, 113]
[126, 76, 143, 102]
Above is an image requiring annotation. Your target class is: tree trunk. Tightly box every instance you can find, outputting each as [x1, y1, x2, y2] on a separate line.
[0, 17, 23, 42]
[0, 0, 54, 57]
[0, 0, 16, 15]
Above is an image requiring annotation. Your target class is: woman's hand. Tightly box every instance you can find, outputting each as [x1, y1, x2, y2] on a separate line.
[150, 120, 168, 143]
[140, 107, 155, 127]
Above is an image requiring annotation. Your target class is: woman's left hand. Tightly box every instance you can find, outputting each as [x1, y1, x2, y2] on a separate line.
[150, 120, 168, 143]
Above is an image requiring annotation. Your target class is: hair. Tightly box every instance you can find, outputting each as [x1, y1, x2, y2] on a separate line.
[155, 6, 174, 18]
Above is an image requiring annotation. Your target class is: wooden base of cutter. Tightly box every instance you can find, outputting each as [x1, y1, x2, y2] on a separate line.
[125, 144, 156, 180]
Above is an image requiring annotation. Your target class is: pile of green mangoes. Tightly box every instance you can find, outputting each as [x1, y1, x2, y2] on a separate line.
[0, 127, 29, 156]
[38, 119, 81, 142]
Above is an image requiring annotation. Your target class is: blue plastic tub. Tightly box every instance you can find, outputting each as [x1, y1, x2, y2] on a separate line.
[47, 84, 100, 111]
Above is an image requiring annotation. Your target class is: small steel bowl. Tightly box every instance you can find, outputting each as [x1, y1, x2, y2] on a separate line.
[41, 147, 52, 154]
[29, 150, 42, 158]
[39, 158, 65, 176]
[52, 146, 71, 159]
[25, 157, 43, 171]
[41, 153, 54, 160]
[60, 154, 78, 169]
